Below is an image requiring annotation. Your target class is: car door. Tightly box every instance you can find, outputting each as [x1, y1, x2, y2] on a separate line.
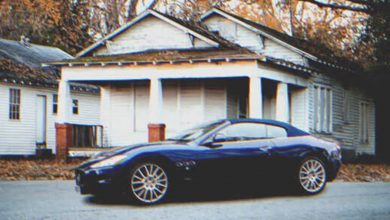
[195, 122, 274, 180]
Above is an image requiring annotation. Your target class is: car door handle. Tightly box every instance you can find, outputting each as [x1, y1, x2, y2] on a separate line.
[259, 146, 272, 152]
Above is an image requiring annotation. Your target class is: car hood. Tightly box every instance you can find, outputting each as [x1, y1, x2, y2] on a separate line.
[77, 141, 190, 168]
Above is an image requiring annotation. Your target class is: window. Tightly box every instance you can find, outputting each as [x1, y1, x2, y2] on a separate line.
[72, 99, 79, 114]
[360, 102, 369, 144]
[267, 125, 288, 138]
[217, 123, 287, 142]
[52, 94, 58, 114]
[9, 88, 20, 120]
[313, 85, 332, 133]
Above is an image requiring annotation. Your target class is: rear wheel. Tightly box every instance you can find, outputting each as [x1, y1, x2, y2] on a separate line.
[297, 157, 327, 194]
[128, 162, 169, 204]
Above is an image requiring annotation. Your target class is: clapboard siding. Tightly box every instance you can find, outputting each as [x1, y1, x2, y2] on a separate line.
[179, 80, 203, 130]
[204, 80, 227, 122]
[109, 85, 135, 146]
[162, 81, 179, 132]
[290, 87, 309, 131]
[308, 74, 375, 155]
[96, 16, 213, 55]
[0, 83, 100, 155]
[260, 39, 306, 65]
[203, 14, 305, 65]
[203, 14, 263, 51]
[101, 79, 228, 146]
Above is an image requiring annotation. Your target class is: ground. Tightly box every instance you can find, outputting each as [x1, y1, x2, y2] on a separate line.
[0, 159, 390, 182]
[0, 181, 389, 220]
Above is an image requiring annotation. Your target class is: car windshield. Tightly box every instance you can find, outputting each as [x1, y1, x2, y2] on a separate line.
[167, 120, 226, 142]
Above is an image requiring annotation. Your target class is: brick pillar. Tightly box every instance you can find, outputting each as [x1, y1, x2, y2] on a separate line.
[55, 123, 73, 161]
[148, 123, 166, 142]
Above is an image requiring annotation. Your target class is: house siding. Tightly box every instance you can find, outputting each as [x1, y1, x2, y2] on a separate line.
[308, 74, 375, 155]
[203, 14, 263, 51]
[0, 83, 100, 155]
[290, 87, 309, 131]
[260, 39, 306, 65]
[101, 80, 228, 147]
[95, 16, 214, 55]
[202, 14, 305, 65]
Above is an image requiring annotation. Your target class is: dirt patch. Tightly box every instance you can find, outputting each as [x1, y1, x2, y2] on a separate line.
[1, 159, 390, 182]
[337, 164, 390, 182]
[0, 159, 84, 181]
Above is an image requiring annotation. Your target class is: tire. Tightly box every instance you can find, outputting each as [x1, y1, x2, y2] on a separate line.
[296, 157, 327, 194]
[127, 162, 169, 204]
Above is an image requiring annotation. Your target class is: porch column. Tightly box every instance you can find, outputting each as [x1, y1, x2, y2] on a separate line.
[148, 78, 165, 142]
[276, 82, 289, 123]
[248, 77, 263, 118]
[55, 80, 72, 161]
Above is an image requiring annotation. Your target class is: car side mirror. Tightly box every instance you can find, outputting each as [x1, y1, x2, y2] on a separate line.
[213, 133, 226, 143]
[202, 133, 225, 148]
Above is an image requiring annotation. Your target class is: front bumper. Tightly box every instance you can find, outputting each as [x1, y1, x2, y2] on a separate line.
[327, 158, 342, 181]
[75, 167, 122, 195]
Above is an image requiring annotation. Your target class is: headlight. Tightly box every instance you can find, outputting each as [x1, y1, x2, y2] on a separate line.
[331, 145, 342, 160]
[90, 155, 127, 169]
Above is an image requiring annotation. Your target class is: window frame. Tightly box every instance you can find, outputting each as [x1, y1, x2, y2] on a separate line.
[72, 99, 79, 115]
[313, 84, 333, 134]
[9, 88, 21, 120]
[214, 122, 288, 143]
[52, 94, 58, 114]
[359, 101, 369, 144]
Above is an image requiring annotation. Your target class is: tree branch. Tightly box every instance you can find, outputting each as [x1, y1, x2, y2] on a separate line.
[300, 0, 369, 13]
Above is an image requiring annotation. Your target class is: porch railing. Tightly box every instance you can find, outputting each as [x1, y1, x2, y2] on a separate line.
[71, 124, 103, 148]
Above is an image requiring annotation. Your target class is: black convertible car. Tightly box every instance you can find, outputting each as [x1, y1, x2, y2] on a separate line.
[75, 119, 342, 204]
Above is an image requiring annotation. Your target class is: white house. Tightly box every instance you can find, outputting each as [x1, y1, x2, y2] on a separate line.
[50, 8, 376, 159]
[0, 38, 100, 156]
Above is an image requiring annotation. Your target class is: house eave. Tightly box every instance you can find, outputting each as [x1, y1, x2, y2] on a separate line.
[0, 76, 99, 93]
[46, 55, 266, 67]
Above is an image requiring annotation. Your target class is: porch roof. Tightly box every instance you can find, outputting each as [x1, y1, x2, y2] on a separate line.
[50, 49, 315, 77]
[50, 49, 261, 65]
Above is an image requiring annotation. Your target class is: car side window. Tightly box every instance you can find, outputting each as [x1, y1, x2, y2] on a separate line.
[267, 125, 288, 138]
[216, 122, 287, 142]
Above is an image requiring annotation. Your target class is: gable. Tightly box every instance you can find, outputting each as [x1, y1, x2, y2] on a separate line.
[95, 15, 217, 56]
[75, 9, 231, 57]
[203, 14, 263, 52]
[261, 38, 306, 65]
[202, 11, 307, 65]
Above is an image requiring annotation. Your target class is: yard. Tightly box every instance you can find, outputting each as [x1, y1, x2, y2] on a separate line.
[0, 158, 389, 182]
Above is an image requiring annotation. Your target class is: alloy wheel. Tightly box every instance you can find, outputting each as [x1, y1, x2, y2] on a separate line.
[299, 159, 326, 193]
[130, 163, 168, 204]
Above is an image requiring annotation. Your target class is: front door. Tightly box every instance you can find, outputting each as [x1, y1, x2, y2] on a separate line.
[36, 95, 47, 146]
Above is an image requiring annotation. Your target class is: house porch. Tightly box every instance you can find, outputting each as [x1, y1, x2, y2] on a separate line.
[55, 60, 309, 159]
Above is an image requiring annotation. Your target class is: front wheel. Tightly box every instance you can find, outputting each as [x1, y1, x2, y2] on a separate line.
[128, 162, 169, 204]
[297, 157, 327, 194]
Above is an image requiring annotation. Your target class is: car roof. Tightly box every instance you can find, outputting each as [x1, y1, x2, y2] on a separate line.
[225, 118, 309, 137]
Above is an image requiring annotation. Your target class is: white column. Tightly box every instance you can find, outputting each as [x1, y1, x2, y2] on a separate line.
[249, 77, 263, 118]
[276, 82, 289, 122]
[149, 78, 163, 124]
[99, 85, 111, 146]
[57, 80, 72, 123]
